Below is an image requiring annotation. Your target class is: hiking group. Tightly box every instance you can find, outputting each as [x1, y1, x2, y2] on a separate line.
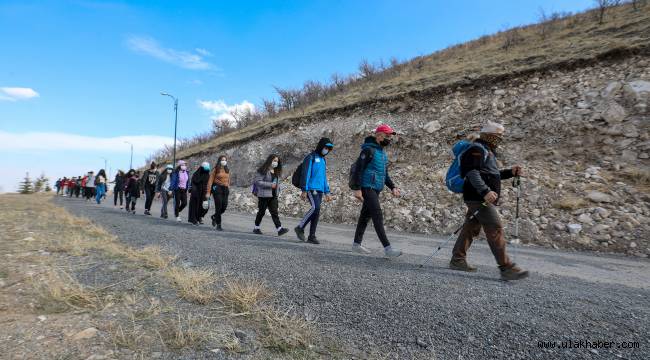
[60, 122, 528, 281]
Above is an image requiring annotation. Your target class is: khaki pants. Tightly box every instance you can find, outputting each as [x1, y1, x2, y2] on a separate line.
[451, 202, 511, 267]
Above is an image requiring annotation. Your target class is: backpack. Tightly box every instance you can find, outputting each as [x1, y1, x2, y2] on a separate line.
[251, 181, 259, 197]
[291, 154, 315, 189]
[445, 140, 487, 193]
[348, 147, 375, 190]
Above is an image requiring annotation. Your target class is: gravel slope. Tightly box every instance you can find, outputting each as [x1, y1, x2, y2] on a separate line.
[56, 196, 649, 360]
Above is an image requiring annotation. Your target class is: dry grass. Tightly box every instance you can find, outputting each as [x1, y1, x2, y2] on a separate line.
[165, 267, 218, 304]
[218, 278, 272, 314]
[260, 307, 314, 353]
[552, 197, 587, 210]
[107, 318, 148, 350]
[34, 270, 103, 312]
[157, 314, 211, 350]
[127, 245, 176, 270]
[621, 167, 650, 192]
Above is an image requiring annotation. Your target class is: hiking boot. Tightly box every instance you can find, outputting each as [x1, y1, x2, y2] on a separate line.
[198, 219, 204, 225]
[216, 224, 223, 231]
[500, 264, 529, 281]
[294, 226, 306, 242]
[253, 229, 263, 235]
[384, 247, 402, 258]
[144, 210, 151, 216]
[278, 228, 289, 236]
[352, 243, 371, 254]
[449, 259, 477, 272]
[307, 235, 320, 245]
[176, 216, 182, 222]
[211, 215, 217, 227]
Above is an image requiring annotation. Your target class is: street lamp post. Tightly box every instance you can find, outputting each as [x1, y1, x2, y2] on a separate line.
[124, 141, 133, 169]
[160, 92, 178, 167]
[100, 157, 108, 177]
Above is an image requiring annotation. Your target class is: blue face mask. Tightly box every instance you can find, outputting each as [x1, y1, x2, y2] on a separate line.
[202, 165, 210, 171]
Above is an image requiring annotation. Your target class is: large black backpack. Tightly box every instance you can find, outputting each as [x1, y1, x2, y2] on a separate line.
[291, 154, 313, 188]
[348, 147, 374, 189]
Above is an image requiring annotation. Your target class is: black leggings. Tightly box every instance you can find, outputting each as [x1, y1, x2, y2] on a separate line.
[174, 189, 188, 217]
[125, 194, 137, 211]
[114, 190, 124, 206]
[354, 188, 390, 247]
[144, 186, 155, 211]
[84, 187, 95, 200]
[211, 185, 229, 225]
[255, 197, 281, 228]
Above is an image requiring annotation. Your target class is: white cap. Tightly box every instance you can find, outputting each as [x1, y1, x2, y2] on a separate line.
[481, 121, 505, 135]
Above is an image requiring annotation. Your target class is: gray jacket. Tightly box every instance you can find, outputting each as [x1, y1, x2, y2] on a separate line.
[254, 171, 280, 198]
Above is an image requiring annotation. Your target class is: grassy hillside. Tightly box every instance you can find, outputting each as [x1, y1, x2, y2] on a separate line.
[167, 2, 650, 161]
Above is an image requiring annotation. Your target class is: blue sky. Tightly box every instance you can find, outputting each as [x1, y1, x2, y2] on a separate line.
[0, 0, 593, 192]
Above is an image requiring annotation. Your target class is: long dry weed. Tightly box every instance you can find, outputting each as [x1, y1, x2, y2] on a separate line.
[218, 278, 272, 314]
[165, 267, 218, 304]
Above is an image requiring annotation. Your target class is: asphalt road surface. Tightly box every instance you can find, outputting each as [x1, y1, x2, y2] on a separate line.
[56, 195, 650, 359]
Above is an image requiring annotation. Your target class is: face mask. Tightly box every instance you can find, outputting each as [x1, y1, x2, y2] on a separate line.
[380, 138, 392, 147]
[321, 149, 329, 156]
[180, 165, 187, 171]
[202, 165, 210, 171]
[220, 160, 227, 166]
[271, 161, 279, 169]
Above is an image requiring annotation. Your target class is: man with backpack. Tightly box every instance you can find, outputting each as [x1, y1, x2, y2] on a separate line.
[293, 137, 334, 244]
[449, 121, 528, 281]
[349, 124, 402, 258]
[142, 161, 159, 216]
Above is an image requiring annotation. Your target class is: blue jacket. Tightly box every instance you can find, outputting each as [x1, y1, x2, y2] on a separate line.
[351, 136, 395, 192]
[169, 170, 190, 191]
[300, 152, 330, 193]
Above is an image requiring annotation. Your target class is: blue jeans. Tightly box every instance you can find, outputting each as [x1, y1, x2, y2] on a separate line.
[95, 184, 106, 204]
[298, 191, 323, 237]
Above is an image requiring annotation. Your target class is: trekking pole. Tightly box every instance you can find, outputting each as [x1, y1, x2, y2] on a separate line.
[512, 176, 521, 261]
[419, 202, 486, 268]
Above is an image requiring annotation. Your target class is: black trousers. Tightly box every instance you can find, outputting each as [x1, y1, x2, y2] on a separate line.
[125, 194, 137, 211]
[174, 189, 188, 217]
[211, 185, 229, 226]
[114, 190, 124, 206]
[188, 191, 208, 224]
[298, 191, 323, 237]
[255, 196, 281, 228]
[354, 188, 390, 247]
[84, 187, 95, 200]
[144, 186, 155, 211]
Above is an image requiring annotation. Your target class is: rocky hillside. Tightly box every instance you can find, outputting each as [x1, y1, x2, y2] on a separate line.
[160, 4, 650, 257]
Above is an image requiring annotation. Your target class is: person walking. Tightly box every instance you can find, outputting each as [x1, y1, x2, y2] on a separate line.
[141, 162, 159, 215]
[170, 160, 190, 222]
[206, 155, 231, 231]
[188, 162, 211, 225]
[55, 178, 62, 195]
[95, 169, 107, 204]
[113, 170, 125, 209]
[156, 165, 174, 219]
[74, 176, 81, 197]
[85, 171, 96, 202]
[449, 121, 528, 281]
[124, 169, 140, 214]
[349, 124, 402, 258]
[253, 154, 289, 236]
[294, 138, 334, 244]
[80, 175, 87, 198]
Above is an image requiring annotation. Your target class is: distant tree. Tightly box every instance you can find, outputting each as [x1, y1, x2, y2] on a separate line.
[33, 173, 50, 193]
[358, 59, 377, 79]
[595, 0, 620, 24]
[261, 98, 278, 117]
[19, 172, 34, 194]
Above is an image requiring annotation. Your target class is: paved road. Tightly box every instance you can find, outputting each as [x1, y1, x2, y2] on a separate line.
[56, 195, 650, 359]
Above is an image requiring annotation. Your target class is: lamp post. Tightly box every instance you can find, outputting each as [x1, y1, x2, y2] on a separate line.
[124, 141, 133, 169]
[160, 92, 178, 167]
[100, 156, 108, 177]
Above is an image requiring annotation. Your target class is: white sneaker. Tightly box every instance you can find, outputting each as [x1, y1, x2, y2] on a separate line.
[384, 247, 402, 258]
[176, 216, 182, 222]
[352, 243, 371, 254]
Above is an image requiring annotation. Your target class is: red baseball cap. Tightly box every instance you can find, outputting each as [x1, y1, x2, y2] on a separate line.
[374, 124, 396, 135]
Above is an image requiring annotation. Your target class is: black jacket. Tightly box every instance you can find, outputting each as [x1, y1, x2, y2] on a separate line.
[460, 139, 513, 204]
[125, 176, 140, 198]
[190, 168, 210, 199]
[114, 174, 124, 192]
[142, 169, 159, 189]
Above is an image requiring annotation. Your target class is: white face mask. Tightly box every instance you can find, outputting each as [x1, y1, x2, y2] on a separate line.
[271, 161, 278, 169]
[220, 160, 227, 167]
[321, 149, 329, 156]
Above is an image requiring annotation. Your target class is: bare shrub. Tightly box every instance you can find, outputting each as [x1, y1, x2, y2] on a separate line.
[595, 0, 621, 24]
[502, 28, 524, 50]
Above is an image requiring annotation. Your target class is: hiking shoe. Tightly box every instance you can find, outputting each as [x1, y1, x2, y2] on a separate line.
[307, 235, 320, 245]
[384, 247, 402, 258]
[278, 228, 289, 236]
[352, 243, 371, 254]
[176, 216, 182, 222]
[253, 229, 263, 235]
[198, 219, 204, 225]
[144, 210, 151, 216]
[216, 225, 223, 231]
[211, 215, 217, 227]
[500, 264, 529, 281]
[449, 259, 477, 272]
[294, 226, 306, 242]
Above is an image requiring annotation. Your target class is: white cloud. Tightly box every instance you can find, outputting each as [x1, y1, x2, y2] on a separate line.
[188, 79, 203, 85]
[0, 131, 174, 152]
[0, 87, 39, 101]
[195, 48, 211, 56]
[198, 99, 256, 123]
[126, 35, 212, 70]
